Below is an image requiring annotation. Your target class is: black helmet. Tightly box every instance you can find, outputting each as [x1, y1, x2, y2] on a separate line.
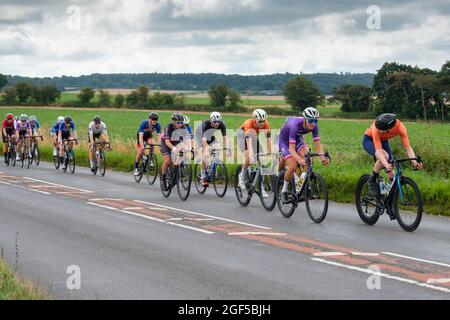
[172, 112, 184, 122]
[149, 112, 159, 121]
[93, 116, 101, 123]
[64, 116, 73, 124]
[375, 113, 397, 131]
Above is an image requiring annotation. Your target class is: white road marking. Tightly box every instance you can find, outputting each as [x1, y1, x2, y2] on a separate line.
[311, 258, 450, 294]
[89, 198, 124, 202]
[313, 252, 347, 257]
[427, 278, 450, 284]
[87, 202, 120, 211]
[352, 252, 380, 257]
[381, 252, 450, 268]
[0, 180, 51, 195]
[147, 207, 168, 211]
[122, 207, 145, 211]
[166, 218, 215, 222]
[23, 177, 93, 193]
[228, 232, 287, 236]
[166, 222, 215, 234]
[55, 191, 90, 194]
[134, 200, 272, 230]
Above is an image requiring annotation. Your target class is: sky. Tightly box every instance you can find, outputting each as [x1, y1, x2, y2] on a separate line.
[0, 0, 449, 77]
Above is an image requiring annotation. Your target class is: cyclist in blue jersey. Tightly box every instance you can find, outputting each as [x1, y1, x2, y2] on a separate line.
[58, 116, 78, 170]
[134, 112, 161, 176]
[51, 116, 64, 156]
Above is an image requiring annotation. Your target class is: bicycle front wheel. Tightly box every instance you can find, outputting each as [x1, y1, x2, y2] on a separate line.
[305, 172, 328, 223]
[392, 176, 423, 232]
[259, 174, 276, 211]
[33, 144, 40, 166]
[68, 148, 76, 174]
[146, 153, 158, 185]
[177, 164, 192, 201]
[99, 150, 107, 177]
[213, 164, 228, 198]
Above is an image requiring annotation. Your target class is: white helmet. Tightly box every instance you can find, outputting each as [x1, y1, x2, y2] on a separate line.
[183, 115, 190, 125]
[252, 109, 267, 121]
[302, 107, 319, 119]
[20, 114, 28, 121]
[58, 116, 64, 123]
[210, 111, 222, 122]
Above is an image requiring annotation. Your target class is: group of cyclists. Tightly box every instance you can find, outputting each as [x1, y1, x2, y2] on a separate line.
[1, 107, 423, 207]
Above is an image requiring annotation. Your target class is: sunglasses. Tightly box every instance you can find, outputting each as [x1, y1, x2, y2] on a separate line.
[212, 120, 221, 124]
[175, 121, 184, 125]
[257, 120, 266, 124]
[307, 119, 318, 124]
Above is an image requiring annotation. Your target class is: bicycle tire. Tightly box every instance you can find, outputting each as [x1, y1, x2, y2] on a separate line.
[146, 153, 158, 185]
[194, 164, 207, 194]
[213, 163, 228, 198]
[161, 166, 173, 198]
[276, 170, 297, 218]
[305, 172, 328, 223]
[392, 176, 423, 232]
[355, 174, 380, 226]
[177, 163, 192, 201]
[259, 174, 276, 211]
[68, 148, 76, 174]
[99, 150, 107, 177]
[234, 165, 252, 207]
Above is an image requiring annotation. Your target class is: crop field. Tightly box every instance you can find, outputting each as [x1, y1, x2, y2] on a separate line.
[1, 107, 448, 216]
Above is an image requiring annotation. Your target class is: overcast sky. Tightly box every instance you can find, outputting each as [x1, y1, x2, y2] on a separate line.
[1, 0, 449, 77]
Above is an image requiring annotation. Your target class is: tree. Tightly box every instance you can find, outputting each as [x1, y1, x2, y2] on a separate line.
[283, 76, 323, 112]
[208, 84, 228, 107]
[14, 82, 33, 104]
[126, 91, 139, 107]
[1, 87, 17, 105]
[412, 74, 434, 121]
[78, 87, 95, 105]
[114, 94, 125, 108]
[32, 85, 61, 105]
[227, 89, 242, 110]
[0, 74, 7, 90]
[136, 86, 149, 108]
[436, 61, 450, 120]
[333, 84, 372, 112]
[98, 89, 112, 107]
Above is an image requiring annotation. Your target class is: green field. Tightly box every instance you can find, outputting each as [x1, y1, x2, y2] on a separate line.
[1, 107, 449, 216]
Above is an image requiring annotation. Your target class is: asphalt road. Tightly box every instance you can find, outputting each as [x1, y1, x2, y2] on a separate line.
[0, 161, 449, 300]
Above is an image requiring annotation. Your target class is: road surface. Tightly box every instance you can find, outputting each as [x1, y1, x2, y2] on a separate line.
[0, 162, 449, 299]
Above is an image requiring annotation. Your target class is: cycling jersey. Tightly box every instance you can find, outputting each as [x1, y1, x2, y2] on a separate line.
[240, 118, 271, 136]
[2, 119, 15, 130]
[59, 122, 76, 140]
[138, 120, 161, 135]
[278, 117, 320, 160]
[195, 120, 226, 145]
[88, 121, 107, 135]
[364, 120, 410, 151]
[2, 119, 15, 141]
[161, 123, 190, 156]
[51, 121, 61, 134]
[30, 120, 40, 131]
[16, 121, 31, 133]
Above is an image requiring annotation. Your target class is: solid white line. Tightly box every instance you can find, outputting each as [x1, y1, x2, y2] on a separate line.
[352, 252, 380, 257]
[55, 191, 90, 194]
[427, 278, 450, 284]
[23, 177, 94, 193]
[87, 202, 120, 211]
[228, 232, 287, 236]
[166, 218, 215, 222]
[134, 200, 272, 230]
[381, 252, 450, 268]
[311, 258, 450, 294]
[120, 210, 166, 223]
[313, 252, 347, 257]
[0, 180, 51, 195]
[166, 222, 215, 234]
[89, 198, 124, 202]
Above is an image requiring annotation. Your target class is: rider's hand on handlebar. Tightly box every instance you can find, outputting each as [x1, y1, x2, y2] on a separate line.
[384, 162, 393, 172]
[172, 146, 178, 154]
[320, 156, 329, 166]
[412, 160, 423, 170]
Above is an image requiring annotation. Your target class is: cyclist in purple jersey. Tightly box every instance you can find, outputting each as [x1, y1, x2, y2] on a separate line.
[278, 107, 329, 202]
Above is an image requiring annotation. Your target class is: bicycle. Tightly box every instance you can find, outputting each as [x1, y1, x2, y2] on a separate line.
[234, 153, 277, 211]
[160, 149, 193, 201]
[3, 137, 16, 167]
[92, 141, 112, 177]
[355, 155, 423, 232]
[134, 143, 159, 185]
[276, 152, 331, 223]
[53, 140, 61, 170]
[30, 135, 43, 166]
[60, 138, 78, 174]
[16, 136, 31, 169]
[194, 148, 229, 198]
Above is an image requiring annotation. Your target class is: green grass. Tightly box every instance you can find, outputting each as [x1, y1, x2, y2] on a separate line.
[1, 107, 449, 216]
[0, 258, 48, 300]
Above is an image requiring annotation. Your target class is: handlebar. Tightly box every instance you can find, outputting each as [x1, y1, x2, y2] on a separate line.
[394, 156, 422, 164]
[63, 138, 78, 145]
[306, 151, 331, 162]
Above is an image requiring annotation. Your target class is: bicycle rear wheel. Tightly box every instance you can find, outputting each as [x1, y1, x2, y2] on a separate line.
[213, 163, 228, 198]
[234, 165, 252, 207]
[259, 174, 276, 211]
[177, 163, 192, 201]
[305, 172, 328, 223]
[194, 164, 207, 194]
[276, 171, 297, 218]
[99, 150, 107, 177]
[161, 166, 173, 198]
[355, 174, 380, 226]
[146, 153, 158, 185]
[392, 176, 423, 232]
[134, 159, 143, 183]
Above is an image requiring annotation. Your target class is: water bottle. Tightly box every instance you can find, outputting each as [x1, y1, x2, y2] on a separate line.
[249, 167, 257, 182]
[296, 172, 307, 192]
[378, 177, 388, 195]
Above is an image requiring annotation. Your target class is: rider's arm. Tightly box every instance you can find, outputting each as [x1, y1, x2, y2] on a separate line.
[372, 129, 391, 168]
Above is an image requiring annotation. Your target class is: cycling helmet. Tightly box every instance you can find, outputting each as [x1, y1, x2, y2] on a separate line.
[29, 115, 36, 122]
[172, 112, 184, 122]
[20, 114, 28, 121]
[183, 115, 190, 125]
[302, 107, 320, 119]
[93, 116, 101, 123]
[6, 113, 13, 120]
[149, 112, 159, 121]
[14, 116, 19, 121]
[252, 109, 267, 121]
[375, 113, 397, 131]
[210, 112, 222, 122]
[64, 116, 73, 124]
[58, 116, 64, 123]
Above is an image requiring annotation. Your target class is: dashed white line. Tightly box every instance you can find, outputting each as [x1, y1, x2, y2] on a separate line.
[89, 198, 124, 202]
[381, 252, 450, 268]
[311, 258, 450, 294]
[166, 222, 214, 234]
[23, 177, 93, 193]
[228, 232, 287, 236]
[427, 278, 450, 284]
[0, 180, 51, 195]
[134, 200, 272, 230]
[313, 252, 347, 257]
[352, 252, 380, 257]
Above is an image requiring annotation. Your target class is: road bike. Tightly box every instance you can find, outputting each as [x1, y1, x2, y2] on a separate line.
[355, 155, 423, 232]
[16, 136, 31, 169]
[92, 141, 112, 177]
[30, 135, 43, 166]
[60, 138, 78, 174]
[160, 149, 193, 201]
[3, 137, 16, 167]
[234, 153, 277, 211]
[276, 152, 331, 223]
[194, 147, 229, 198]
[134, 143, 159, 185]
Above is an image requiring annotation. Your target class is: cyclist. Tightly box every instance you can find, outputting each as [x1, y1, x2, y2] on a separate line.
[58, 116, 78, 170]
[160, 112, 191, 191]
[363, 113, 423, 195]
[183, 115, 194, 150]
[15, 114, 32, 162]
[29, 115, 41, 158]
[51, 116, 65, 157]
[278, 107, 329, 202]
[134, 112, 161, 176]
[88, 116, 111, 173]
[236, 109, 273, 190]
[2, 113, 16, 163]
[194, 111, 228, 187]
